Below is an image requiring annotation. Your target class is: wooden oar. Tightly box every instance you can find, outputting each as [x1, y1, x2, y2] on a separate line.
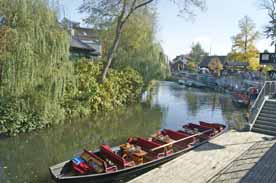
[150, 129, 213, 152]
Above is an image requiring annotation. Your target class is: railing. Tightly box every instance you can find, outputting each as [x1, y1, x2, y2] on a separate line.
[249, 81, 276, 130]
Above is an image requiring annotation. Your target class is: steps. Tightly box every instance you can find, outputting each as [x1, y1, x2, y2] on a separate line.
[252, 100, 276, 136]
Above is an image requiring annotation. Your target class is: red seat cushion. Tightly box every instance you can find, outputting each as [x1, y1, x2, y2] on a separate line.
[100, 145, 134, 169]
[81, 149, 117, 173]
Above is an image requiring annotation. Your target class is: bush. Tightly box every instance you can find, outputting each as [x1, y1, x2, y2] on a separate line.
[186, 62, 197, 72]
[0, 59, 144, 136]
[0, 97, 47, 136]
[63, 59, 144, 116]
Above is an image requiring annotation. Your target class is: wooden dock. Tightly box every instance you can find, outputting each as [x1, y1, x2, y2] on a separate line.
[129, 130, 276, 183]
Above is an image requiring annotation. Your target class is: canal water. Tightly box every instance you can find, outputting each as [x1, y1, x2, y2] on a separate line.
[0, 81, 247, 183]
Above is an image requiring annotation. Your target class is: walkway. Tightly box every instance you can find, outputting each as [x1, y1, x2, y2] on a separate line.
[209, 139, 276, 183]
[129, 130, 275, 183]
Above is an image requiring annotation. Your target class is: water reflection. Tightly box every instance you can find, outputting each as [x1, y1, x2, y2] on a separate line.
[151, 81, 247, 130]
[0, 81, 247, 183]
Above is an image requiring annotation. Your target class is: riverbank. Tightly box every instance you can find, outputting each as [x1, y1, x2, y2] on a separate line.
[172, 71, 264, 93]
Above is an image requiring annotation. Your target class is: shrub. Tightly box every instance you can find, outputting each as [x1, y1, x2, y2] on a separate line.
[0, 97, 46, 136]
[63, 59, 144, 115]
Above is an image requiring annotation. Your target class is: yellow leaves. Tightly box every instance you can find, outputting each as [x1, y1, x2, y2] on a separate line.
[208, 57, 223, 76]
[230, 16, 260, 71]
[248, 57, 260, 71]
[0, 26, 16, 55]
[186, 61, 197, 71]
[229, 46, 259, 71]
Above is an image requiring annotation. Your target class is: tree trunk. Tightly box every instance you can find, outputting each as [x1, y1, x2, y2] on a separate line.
[99, 0, 155, 83]
[0, 63, 2, 86]
[101, 23, 123, 83]
[275, 44, 276, 53]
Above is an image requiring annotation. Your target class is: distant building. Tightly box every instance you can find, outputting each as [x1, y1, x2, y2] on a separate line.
[199, 56, 228, 69]
[224, 61, 249, 71]
[199, 56, 249, 71]
[170, 54, 191, 72]
[62, 18, 101, 59]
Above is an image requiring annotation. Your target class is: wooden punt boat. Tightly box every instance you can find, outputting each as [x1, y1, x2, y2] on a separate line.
[49, 121, 226, 183]
[231, 92, 250, 108]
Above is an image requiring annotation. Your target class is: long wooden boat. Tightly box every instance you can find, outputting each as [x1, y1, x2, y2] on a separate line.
[49, 121, 226, 183]
[231, 92, 250, 108]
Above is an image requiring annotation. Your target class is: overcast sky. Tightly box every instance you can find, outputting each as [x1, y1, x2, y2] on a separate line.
[60, 0, 274, 59]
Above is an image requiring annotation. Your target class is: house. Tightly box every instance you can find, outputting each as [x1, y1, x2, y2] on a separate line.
[199, 56, 250, 71]
[170, 54, 191, 72]
[70, 37, 98, 59]
[224, 61, 249, 71]
[62, 18, 101, 59]
[199, 56, 228, 69]
[269, 70, 276, 80]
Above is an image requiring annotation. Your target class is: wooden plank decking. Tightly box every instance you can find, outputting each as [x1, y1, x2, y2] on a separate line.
[129, 130, 276, 183]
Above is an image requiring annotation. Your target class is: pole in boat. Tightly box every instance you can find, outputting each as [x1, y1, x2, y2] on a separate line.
[150, 129, 213, 152]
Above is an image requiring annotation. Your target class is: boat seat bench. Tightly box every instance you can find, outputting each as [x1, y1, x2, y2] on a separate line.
[130, 137, 166, 159]
[81, 149, 117, 173]
[162, 129, 195, 148]
[183, 123, 215, 137]
[199, 121, 224, 132]
[100, 145, 135, 169]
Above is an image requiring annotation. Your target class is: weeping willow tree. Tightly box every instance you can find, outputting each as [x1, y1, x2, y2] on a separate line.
[0, 0, 73, 134]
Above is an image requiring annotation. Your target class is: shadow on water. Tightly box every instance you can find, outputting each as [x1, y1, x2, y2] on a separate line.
[0, 81, 248, 183]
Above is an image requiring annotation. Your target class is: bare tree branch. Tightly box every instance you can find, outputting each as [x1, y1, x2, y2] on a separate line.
[259, 0, 276, 50]
[134, 0, 155, 10]
[79, 0, 206, 82]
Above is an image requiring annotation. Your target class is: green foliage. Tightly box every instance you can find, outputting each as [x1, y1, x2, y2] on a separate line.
[0, 97, 46, 136]
[262, 65, 273, 73]
[80, 0, 205, 82]
[99, 7, 170, 84]
[229, 16, 260, 71]
[189, 42, 208, 64]
[0, 0, 164, 136]
[0, 0, 73, 135]
[63, 59, 144, 116]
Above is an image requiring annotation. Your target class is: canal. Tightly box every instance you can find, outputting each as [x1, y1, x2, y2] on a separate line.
[0, 81, 247, 183]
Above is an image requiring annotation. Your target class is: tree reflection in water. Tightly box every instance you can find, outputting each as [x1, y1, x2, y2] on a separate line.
[0, 81, 248, 183]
